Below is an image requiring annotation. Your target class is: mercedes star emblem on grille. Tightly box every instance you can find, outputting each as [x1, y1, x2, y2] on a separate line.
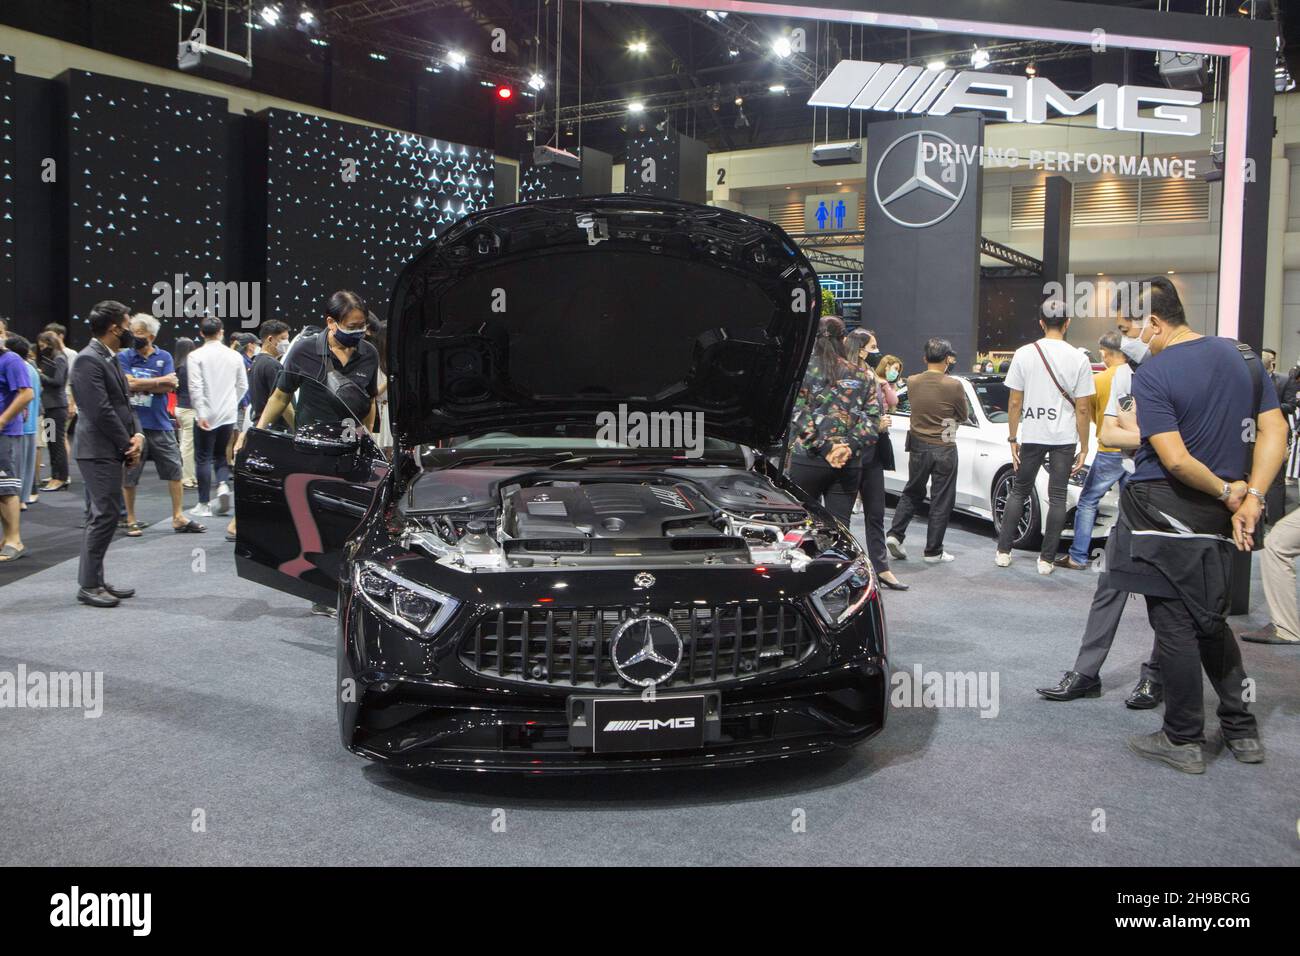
[634, 572, 656, 589]
[610, 614, 683, 686]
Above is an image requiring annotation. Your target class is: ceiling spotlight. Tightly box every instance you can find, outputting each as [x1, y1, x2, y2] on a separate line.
[628, 40, 649, 54]
[1025, 62, 1037, 77]
[496, 85, 513, 100]
[627, 101, 645, 113]
[259, 4, 281, 26]
[298, 8, 316, 26]
[565, 124, 575, 137]
[655, 117, 668, 131]
[427, 64, 442, 73]
[734, 95, 744, 106]
[769, 83, 786, 93]
[527, 72, 546, 91]
[927, 59, 946, 72]
[971, 45, 990, 69]
[446, 49, 467, 70]
[706, 10, 728, 20]
[368, 52, 387, 61]
[773, 36, 793, 59]
[735, 107, 750, 128]
[309, 37, 329, 46]
[728, 48, 740, 58]
[525, 129, 534, 141]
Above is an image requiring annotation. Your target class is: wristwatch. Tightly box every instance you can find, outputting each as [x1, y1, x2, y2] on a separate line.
[1007, 436, 1019, 444]
[1247, 486, 1267, 503]
[1217, 482, 1232, 502]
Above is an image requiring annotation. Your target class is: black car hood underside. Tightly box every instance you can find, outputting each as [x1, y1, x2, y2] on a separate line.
[387, 195, 820, 449]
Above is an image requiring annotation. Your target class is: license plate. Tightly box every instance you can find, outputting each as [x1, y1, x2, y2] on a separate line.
[568, 694, 712, 753]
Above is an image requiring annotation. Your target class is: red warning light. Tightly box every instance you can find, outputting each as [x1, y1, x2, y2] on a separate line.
[496, 85, 513, 100]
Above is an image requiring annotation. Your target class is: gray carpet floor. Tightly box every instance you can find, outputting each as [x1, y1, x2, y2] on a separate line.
[1, 489, 1298, 866]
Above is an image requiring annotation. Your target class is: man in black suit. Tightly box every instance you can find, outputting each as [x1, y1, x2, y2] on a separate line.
[71, 301, 144, 607]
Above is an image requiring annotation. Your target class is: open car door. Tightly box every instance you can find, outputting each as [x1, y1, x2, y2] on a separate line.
[234, 377, 388, 605]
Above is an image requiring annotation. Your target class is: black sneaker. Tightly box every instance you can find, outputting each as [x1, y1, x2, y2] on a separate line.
[1127, 730, 1205, 774]
[1219, 734, 1265, 764]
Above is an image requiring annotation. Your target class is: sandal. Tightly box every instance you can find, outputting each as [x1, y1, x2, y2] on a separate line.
[124, 526, 143, 538]
[0, 544, 26, 562]
[173, 520, 207, 534]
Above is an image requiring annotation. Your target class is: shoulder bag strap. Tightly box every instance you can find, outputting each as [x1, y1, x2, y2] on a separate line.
[1032, 341, 1076, 404]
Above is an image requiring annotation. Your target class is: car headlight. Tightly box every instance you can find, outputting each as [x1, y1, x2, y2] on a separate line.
[353, 561, 460, 637]
[810, 557, 876, 628]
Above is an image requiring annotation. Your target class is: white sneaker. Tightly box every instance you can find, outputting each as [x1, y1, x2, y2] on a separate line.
[1037, 559, 1055, 575]
[215, 482, 232, 515]
[994, 552, 1012, 567]
[189, 502, 213, 517]
[923, 552, 955, 564]
[886, 535, 907, 560]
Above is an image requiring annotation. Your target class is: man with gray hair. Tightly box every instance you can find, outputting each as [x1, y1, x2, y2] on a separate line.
[1058, 330, 1132, 570]
[118, 313, 205, 535]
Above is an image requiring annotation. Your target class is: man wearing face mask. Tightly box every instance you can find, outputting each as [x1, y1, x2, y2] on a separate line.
[187, 316, 249, 519]
[70, 300, 144, 607]
[118, 314, 203, 536]
[257, 291, 377, 437]
[1103, 278, 1286, 773]
[246, 320, 291, 429]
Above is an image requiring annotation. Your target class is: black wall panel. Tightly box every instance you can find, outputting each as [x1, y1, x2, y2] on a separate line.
[0, 55, 14, 324]
[264, 109, 493, 323]
[64, 70, 228, 334]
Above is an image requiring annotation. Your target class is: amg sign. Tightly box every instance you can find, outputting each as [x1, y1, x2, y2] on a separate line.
[809, 60, 1202, 137]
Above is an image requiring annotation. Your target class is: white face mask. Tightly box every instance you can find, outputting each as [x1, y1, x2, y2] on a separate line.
[1119, 323, 1151, 364]
[276, 339, 289, 357]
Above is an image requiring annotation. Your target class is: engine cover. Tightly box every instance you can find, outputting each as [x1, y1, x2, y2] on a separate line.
[507, 482, 716, 540]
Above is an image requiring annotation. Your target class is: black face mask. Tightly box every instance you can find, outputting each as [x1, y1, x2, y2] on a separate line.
[864, 350, 883, 370]
[132, 335, 150, 351]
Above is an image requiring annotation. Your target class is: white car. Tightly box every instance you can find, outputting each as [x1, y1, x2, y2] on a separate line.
[883, 374, 1119, 552]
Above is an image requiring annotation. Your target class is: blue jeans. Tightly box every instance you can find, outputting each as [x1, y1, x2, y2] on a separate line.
[1068, 450, 1128, 564]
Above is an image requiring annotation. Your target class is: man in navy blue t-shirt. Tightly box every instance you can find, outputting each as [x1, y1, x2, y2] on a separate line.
[118, 314, 205, 535]
[1117, 278, 1287, 774]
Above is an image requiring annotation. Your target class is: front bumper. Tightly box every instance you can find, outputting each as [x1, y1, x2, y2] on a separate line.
[337, 566, 888, 773]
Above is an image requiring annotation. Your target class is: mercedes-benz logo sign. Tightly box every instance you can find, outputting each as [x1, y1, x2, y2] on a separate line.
[872, 130, 969, 229]
[634, 571, 655, 589]
[610, 614, 683, 687]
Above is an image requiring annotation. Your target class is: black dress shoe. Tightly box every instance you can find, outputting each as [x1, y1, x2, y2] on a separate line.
[1125, 677, 1163, 710]
[1036, 671, 1101, 701]
[77, 587, 120, 608]
[101, 582, 135, 599]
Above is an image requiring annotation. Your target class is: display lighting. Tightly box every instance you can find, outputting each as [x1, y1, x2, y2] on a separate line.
[299, 9, 316, 26]
[628, 40, 649, 54]
[971, 45, 990, 69]
[1025, 62, 1038, 76]
[446, 50, 467, 70]
[527, 72, 546, 91]
[369, 52, 387, 61]
[773, 36, 793, 59]
[627, 100, 645, 113]
[496, 85, 513, 100]
[927, 59, 946, 72]
[769, 83, 786, 93]
[706, 10, 728, 20]
[259, 4, 281, 26]
[728, 48, 740, 57]
[309, 37, 328, 47]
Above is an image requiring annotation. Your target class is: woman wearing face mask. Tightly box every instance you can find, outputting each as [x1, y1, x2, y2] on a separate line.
[788, 318, 880, 532]
[845, 333, 907, 590]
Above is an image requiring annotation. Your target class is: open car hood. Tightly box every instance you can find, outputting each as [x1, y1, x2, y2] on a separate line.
[388, 195, 820, 449]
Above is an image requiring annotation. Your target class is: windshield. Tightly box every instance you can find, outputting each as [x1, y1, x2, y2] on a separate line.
[972, 380, 1010, 423]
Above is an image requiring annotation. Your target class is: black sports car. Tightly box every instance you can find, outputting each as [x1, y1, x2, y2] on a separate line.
[235, 195, 888, 772]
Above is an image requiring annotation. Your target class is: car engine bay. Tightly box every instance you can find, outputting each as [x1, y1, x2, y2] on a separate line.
[397, 466, 825, 571]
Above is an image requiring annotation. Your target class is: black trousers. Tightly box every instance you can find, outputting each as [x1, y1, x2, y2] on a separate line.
[77, 457, 125, 590]
[857, 441, 890, 573]
[195, 423, 233, 505]
[789, 453, 861, 529]
[1145, 594, 1257, 745]
[1071, 582, 1161, 684]
[43, 406, 69, 482]
[887, 441, 958, 558]
[997, 441, 1073, 560]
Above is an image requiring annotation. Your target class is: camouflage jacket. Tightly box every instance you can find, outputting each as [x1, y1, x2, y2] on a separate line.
[789, 357, 882, 458]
